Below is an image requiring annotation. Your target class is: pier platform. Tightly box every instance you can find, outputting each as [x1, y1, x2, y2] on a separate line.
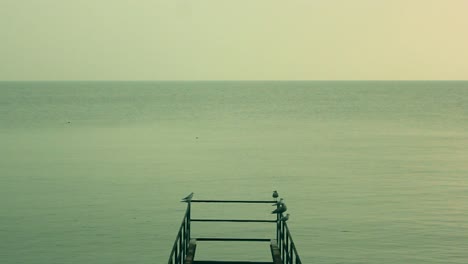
[167, 194, 301, 264]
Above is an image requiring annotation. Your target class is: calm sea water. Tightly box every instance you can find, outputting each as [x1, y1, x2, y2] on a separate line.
[1, 81, 467, 264]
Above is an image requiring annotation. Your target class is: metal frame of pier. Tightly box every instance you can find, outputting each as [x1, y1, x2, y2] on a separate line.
[167, 195, 302, 264]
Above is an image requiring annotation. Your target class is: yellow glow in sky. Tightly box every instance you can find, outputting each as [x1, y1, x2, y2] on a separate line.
[1, 0, 467, 80]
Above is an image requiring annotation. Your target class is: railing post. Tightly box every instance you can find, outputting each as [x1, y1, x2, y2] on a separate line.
[179, 234, 183, 264]
[182, 202, 191, 263]
[276, 203, 280, 245]
[188, 201, 191, 241]
[281, 220, 285, 263]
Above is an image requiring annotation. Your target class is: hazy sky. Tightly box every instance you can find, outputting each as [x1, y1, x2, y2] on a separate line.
[1, 0, 467, 80]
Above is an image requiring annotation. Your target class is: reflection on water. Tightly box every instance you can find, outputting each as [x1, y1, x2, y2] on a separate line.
[1, 81, 467, 264]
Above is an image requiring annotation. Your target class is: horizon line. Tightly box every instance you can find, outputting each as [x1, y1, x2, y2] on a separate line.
[1, 79, 467, 82]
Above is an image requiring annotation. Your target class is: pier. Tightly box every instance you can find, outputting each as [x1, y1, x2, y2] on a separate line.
[167, 194, 302, 264]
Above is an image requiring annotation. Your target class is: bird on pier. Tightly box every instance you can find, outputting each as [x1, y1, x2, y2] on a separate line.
[280, 214, 290, 222]
[272, 198, 284, 206]
[181, 192, 194, 202]
[272, 202, 287, 214]
[272, 190, 279, 201]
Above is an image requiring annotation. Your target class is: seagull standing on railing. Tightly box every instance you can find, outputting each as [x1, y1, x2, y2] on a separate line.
[272, 198, 284, 206]
[272, 202, 287, 214]
[280, 214, 290, 222]
[272, 190, 279, 201]
[181, 192, 194, 202]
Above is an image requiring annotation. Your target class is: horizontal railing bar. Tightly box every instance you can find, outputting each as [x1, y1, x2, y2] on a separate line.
[191, 219, 276, 223]
[190, 200, 276, 203]
[196, 238, 271, 242]
[193, 261, 273, 264]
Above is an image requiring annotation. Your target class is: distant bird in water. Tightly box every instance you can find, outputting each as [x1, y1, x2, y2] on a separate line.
[272, 190, 278, 201]
[280, 214, 290, 222]
[181, 192, 194, 202]
[272, 202, 287, 214]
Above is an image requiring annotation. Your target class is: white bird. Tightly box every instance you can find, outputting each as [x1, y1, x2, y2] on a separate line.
[280, 214, 290, 222]
[181, 192, 194, 202]
[272, 203, 287, 214]
[272, 190, 279, 201]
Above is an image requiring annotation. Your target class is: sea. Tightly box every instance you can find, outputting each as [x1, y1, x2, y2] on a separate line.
[0, 81, 467, 264]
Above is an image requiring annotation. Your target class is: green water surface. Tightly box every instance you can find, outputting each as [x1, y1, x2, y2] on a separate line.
[1, 81, 467, 264]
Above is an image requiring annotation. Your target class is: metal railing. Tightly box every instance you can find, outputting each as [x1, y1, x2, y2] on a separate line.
[167, 195, 302, 264]
[190, 199, 276, 243]
[168, 203, 191, 264]
[277, 215, 302, 264]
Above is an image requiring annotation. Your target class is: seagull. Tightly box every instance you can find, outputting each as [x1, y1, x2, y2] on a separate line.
[272, 198, 284, 206]
[272, 190, 279, 201]
[181, 192, 194, 202]
[272, 203, 287, 214]
[280, 214, 290, 222]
